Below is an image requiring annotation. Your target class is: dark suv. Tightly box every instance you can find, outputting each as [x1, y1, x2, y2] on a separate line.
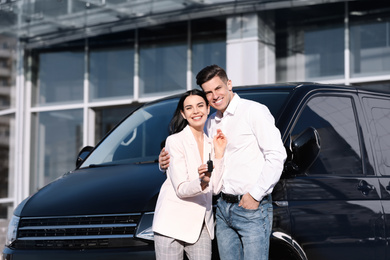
[3, 83, 390, 260]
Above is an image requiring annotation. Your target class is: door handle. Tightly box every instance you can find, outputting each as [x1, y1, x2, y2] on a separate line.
[273, 201, 288, 207]
[357, 180, 374, 196]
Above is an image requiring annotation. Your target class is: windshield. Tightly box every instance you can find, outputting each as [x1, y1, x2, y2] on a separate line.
[80, 98, 178, 168]
[80, 89, 291, 168]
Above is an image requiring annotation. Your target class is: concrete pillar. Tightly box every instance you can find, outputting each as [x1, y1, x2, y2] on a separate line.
[226, 12, 275, 86]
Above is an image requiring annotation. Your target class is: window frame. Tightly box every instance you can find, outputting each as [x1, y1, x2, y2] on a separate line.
[361, 95, 390, 176]
[289, 91, 366, 176]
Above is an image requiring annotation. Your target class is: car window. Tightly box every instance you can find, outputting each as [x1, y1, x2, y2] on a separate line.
[291, 95, 363, 176]
[237, 90, 291, 119]
[80, 98, 178, 167]
[363, 97, 390, 176]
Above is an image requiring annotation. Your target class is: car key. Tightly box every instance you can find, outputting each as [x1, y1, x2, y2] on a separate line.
[207, 153, 213, 174]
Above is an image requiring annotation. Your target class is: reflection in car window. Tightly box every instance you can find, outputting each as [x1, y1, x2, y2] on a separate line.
[363, 97, 390, 175]
[80, 99, 178, 167]
[237, 91, 290, 119]
[292, 96, 363, 175]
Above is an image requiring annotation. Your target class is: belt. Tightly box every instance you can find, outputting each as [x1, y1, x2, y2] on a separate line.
[220, 192, 243, 204]
[220, 193, 272, 204]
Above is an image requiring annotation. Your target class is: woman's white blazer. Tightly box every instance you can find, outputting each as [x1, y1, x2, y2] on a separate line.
[153, 125, 224, 243]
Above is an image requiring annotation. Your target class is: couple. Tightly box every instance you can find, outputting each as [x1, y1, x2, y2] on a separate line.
[153, 65, 287, 260]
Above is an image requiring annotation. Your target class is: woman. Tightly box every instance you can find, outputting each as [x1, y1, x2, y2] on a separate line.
[153, 89, 226, 260]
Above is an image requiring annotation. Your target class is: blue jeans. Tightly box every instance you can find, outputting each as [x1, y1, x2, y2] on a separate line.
[215, 194, 273, 260]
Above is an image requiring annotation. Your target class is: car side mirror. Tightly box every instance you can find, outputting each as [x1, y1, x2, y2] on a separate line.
[286, 127, 321, 174]
[76, 146, 94, 168]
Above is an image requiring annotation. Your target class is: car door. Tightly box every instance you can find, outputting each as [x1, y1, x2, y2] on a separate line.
[285, 93, 385, 260]
[361, 94, 390, 259]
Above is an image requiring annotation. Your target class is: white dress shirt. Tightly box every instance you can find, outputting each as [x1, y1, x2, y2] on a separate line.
[206, 93, 286, 202]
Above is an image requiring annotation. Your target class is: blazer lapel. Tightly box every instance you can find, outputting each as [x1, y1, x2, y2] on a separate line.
[183, 125, 202, 166]
[203, 135, 212, 163]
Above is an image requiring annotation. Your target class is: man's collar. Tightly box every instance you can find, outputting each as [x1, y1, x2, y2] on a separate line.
[215, 93, 240, 121]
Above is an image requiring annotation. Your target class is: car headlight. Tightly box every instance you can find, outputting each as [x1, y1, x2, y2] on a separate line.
[135, 212, 154, 241]
[5, 215, 20, 247]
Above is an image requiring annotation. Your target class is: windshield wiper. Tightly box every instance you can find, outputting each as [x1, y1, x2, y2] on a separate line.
[134, 159, 158, 165]
[85, 159, 157, 168]
[87, 163, 117, 168]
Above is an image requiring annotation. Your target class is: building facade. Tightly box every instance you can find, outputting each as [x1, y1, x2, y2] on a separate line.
[0, 0, 389, 246]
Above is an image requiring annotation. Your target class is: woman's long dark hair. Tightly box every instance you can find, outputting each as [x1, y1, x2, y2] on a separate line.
[169, 89, 209, 135]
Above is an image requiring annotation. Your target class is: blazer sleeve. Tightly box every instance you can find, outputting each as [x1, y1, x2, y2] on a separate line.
[165, 136, 204, 199]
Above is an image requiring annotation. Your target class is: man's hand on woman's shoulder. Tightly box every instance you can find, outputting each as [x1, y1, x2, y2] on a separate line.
[159, 147, 170, 170]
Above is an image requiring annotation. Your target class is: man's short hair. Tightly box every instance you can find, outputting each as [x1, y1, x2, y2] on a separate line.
[196, 64, 228, 87]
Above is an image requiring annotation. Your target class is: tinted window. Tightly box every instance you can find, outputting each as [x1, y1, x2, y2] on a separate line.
[239, 91, 290, 119]
[292, 95, 363, 175]
[227, 90, 291, 119]
[363, 97, 390, 175]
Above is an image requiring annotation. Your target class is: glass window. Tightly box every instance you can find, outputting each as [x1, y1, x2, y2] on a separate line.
[139, 23, 187, 97]
[363, 97, 390, 175]
[32, 0, 70, 17]
[0, 35, 16, 110]
[349, 1, 390, 78]
[94, 105, 138, 144]
[291, 95, 362, 175]
[33, 51, 84, 106]
[139, 42, 186, 97]
[192, 40, 226, 87]
[191, 18, 226, 87]
[89, 48, 134, 102]
[237, 90, 291, 119]
[275, 3, 345, 82]
[81, 99, 178, 167]
[0, 114, 15, 199]
[0, 202, 13, 219]
[27, 0, 94, 17]
[304, 26, 344, 79]
[30, 109, 83, 192]
[350, 21, 390, 77]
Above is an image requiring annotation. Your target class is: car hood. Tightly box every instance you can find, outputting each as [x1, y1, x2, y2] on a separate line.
[18, 163, 166, 217]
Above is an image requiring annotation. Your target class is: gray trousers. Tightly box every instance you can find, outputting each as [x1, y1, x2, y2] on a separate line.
[154, 224, 212, 260]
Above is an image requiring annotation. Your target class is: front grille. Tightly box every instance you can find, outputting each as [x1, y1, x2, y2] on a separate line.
[13, 213, 145, 249]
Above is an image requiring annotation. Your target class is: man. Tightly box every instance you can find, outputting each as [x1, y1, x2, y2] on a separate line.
[159, 65, 286, 260]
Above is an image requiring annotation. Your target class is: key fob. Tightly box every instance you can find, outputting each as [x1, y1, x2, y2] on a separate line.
[207, 153, 213, 173]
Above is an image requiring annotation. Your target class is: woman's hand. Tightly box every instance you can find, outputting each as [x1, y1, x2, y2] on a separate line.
[198, 164, 211, 190]
[213, 129, 227, 159]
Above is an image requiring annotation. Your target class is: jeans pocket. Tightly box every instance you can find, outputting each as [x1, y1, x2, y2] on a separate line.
[239, 205, 259, 212]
